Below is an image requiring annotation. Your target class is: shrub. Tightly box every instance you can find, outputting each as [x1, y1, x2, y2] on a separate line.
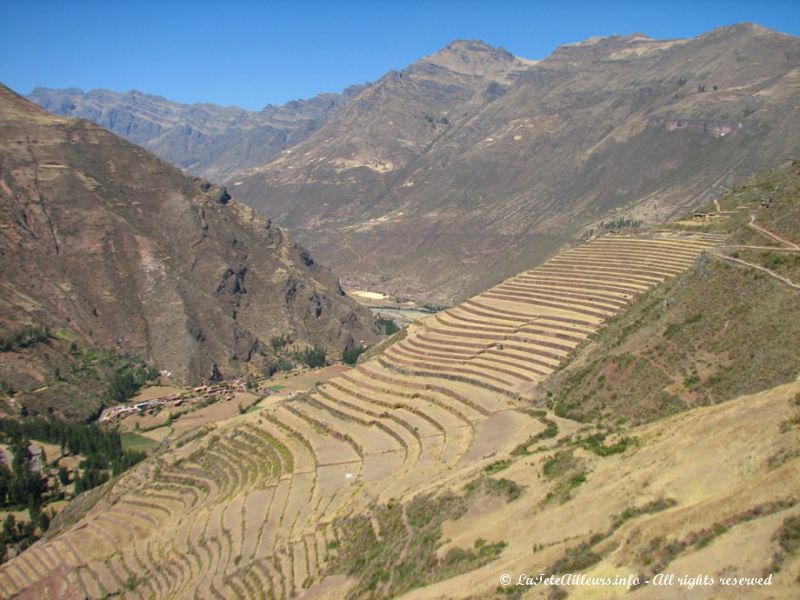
[464, 476, 524, 502]
[483, 459, 512, 475]
[270, 335, 292, 352]
[576, 433, 635, 456]
[543, 450, 578, 478]
[343, 346, 368, 365]
[275, 356, 293, 372]
[778, 515, 800, 555]
[377, 317, 400, 335]
[549, 543, 602, 574]
[293, 345, 327, 368]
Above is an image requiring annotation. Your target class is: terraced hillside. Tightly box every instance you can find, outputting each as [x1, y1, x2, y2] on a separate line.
[0, 231, 725, 599]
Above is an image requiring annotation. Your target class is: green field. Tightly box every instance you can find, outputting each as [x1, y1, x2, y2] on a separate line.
[120, 432, 160, 453]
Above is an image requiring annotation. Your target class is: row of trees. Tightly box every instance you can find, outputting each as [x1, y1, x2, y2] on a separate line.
[582, 217, 644, 239]
[0, 418, 146, 483]
[269, 340, 328, 372]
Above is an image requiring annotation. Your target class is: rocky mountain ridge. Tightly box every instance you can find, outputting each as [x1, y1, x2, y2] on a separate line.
[26, 25, 800, 305]
[28, 83, 367, 182]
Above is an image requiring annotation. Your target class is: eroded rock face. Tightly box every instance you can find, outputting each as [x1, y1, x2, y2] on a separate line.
[0, 84, 380, 385]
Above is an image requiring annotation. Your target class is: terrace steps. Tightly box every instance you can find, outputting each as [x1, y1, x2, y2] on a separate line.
[0, 231, 721, 598]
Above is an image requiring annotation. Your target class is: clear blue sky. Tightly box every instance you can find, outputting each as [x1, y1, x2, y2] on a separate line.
[1, 0, 798, 110]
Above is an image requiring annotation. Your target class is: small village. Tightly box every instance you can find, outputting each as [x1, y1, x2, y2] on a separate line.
[98, 378, 300, 425]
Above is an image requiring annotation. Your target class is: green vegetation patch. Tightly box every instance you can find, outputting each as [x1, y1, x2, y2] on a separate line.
[292, 345, 327, 369]
[0, 418, 145, 494]
[549, 537, 604, 574]
[575, 433, 636, 457]
[541, 450, 588, 505]
[107, 362, 159, 403]
[768, 514, 800, 574]
[377, 317, 401, 336]
[464, 475, 525, 502]
[483, 459, 512, 475]
[0, 514, 39, 565]
[343, 346, 368, 365]
[120, 432, 160, 454]
[0, 417, 147, 563]
[0, 331, 159, 421]
[0, 324, 51, 352]
[611, 498, 677, 529]
[332, 491, 512, 597]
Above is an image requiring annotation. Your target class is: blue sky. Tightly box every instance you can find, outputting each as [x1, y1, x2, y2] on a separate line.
[1, 0, 798, 110]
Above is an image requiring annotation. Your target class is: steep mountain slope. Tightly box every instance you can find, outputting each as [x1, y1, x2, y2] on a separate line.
[0, 84, 379, 399]
[27, 84, 366, 182]
[234, 24, 800, 303]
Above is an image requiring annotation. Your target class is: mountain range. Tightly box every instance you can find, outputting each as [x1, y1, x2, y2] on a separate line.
[3, 21, 800, 599]
[28, 83, 367, 183]
[30, 24, 800, 304]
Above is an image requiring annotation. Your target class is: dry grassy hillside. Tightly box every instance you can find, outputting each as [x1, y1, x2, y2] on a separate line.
[548, 159, 800, 424]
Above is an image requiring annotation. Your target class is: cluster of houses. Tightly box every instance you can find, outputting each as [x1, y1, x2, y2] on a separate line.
[98, 379, 274, 425]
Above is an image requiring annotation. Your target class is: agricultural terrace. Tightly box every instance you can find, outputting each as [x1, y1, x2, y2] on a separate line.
[0, 231, 722, 599]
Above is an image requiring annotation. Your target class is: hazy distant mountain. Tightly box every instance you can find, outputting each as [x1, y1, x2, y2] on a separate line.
[0, 84, 379, 395]
[28, 84, 367, 182]
[232, 25, 800, 303]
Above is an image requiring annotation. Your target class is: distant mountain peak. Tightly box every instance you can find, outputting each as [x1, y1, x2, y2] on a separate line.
[705, 21, 782, 38]
[445, 39, 502, 51]
[432, 38, 515, 61]
[561, 32, 656, 48]
[412, 38, 523, 80]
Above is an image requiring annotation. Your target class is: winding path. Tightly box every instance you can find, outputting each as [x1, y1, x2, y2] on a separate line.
[712, 251, 800, 290]
[749, 214, 800, 250]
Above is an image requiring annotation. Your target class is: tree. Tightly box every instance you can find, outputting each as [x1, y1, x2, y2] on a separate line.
[58, 466, 69, 486]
